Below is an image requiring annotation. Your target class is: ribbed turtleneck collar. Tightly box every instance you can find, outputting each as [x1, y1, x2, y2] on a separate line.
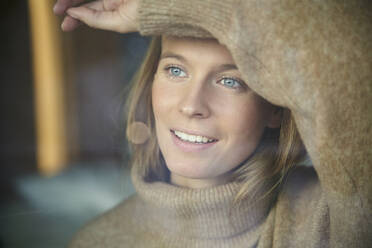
[131, 165, 273, 241]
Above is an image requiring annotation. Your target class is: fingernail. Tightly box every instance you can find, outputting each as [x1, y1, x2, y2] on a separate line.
[61, 20, 67, 31]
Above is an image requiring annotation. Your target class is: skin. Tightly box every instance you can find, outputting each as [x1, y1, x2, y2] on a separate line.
[53, 0, 138, 32]
[152, 37, 281, 189]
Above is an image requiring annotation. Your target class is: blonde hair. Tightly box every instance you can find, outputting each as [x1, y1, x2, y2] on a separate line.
[125, 37, 306, 203]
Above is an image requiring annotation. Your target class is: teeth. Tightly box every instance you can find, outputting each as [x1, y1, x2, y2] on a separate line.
[174, 130, 215, 144]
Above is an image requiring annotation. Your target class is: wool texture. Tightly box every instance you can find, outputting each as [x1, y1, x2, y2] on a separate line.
[70, 0, 372, 247]
[70, 164, 325, 247]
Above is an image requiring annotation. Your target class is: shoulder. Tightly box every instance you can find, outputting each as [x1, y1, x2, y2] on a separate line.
[68, 194, 144, 248]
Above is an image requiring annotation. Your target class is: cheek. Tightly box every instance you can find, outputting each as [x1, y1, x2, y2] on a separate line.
[152, 77, 177, 118]
[152, 82, 169, 154]
[152, 81, 167, 122]
[220, 95, 268, 130]
[217, 95, 269, 138]
[152, 78, 179, 146]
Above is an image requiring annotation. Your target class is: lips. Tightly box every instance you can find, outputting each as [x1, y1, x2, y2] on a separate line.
[170, 129, 218, 152]
[171, 130, 217, 144]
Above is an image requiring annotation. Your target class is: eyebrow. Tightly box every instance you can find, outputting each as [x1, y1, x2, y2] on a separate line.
[160, 52, 187, 64]
[160, 52, 239, 72]
[217, 64, 238, 72]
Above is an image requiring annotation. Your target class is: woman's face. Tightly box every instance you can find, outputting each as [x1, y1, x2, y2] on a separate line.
[152, 37, 279, 188]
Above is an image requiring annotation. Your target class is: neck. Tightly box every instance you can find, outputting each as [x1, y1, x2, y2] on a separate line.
[131, 164, 275, 241]
[170, 172, 234, 189]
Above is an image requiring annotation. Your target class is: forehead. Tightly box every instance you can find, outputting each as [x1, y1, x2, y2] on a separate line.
[161, 36, 235, 64]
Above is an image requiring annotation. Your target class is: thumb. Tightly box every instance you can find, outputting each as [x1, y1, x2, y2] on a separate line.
[67, 7, 130, 32]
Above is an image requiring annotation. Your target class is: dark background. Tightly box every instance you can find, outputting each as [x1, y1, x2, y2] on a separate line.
[0, 1, 148, 247]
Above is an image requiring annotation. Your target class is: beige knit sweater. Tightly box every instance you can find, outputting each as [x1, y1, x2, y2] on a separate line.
[70, 0, 372, 247]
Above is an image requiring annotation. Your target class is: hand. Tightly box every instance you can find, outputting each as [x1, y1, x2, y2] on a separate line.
[53, 0, 138, 33]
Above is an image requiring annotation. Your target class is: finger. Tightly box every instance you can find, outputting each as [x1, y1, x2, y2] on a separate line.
[83, 0, 104, 11]
[85, 0, 120, 12]
[103, 0, 122, 11]
[53, 0, 86, 15]
[67, 6, 130, 32]
[69, 0, 118, 12]
[61, 15, 82, 32]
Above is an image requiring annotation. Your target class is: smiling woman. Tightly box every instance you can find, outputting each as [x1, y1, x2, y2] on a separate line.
[153, 37, 286, 188]
[68, 36, 306, 247]
[126, 36, 304, 194]
[63, 35, 307, 247]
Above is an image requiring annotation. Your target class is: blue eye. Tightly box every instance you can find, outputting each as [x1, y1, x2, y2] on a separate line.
[168, 66, 186, 77]
[220, 78, 243, 89]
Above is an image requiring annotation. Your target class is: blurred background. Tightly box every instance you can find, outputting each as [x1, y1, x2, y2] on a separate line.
[0, 0, 149, 247]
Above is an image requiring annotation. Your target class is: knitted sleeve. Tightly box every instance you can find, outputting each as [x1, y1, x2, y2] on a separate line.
[138, 0, 372, 247]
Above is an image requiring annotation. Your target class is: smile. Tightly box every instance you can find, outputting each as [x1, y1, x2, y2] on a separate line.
[171, 130, 217, 144]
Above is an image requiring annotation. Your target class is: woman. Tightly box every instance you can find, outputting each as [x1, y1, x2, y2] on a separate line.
[54, 0, 372, 247]
[70, 35, 305, 247]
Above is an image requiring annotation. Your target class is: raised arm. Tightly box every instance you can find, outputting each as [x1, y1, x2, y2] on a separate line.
[54, 0, 372, 246]
[138, 1, 372, 246]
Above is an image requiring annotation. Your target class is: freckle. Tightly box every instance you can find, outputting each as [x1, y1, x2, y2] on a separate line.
[127, 122, 151, 144]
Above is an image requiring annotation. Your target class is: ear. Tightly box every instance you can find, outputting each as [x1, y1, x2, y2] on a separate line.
[267, 107, 282, 129]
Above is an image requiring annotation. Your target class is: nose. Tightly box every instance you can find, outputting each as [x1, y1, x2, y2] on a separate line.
[178, 80, 211, 119]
